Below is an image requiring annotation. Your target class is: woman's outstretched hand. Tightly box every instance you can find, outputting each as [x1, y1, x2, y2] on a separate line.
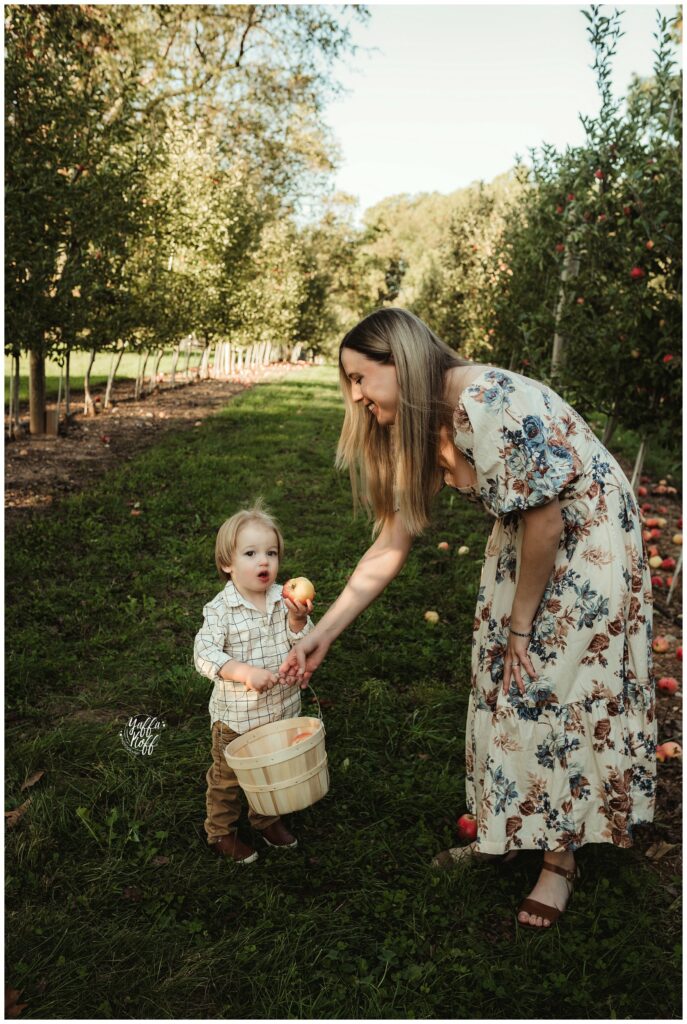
[279, 631, 332, 688]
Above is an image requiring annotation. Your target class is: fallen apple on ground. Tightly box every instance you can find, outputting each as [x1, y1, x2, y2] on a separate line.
[651, 576, 664, 589]
[672, 533, 682, 546]
[656, 741, 682, 762]
[282, 576, 315, 604]
[456, 813, 478, 842]
[661, 558, 676, 571]
[657, 677, 679, 695]
[457, 545, 470, 556]
[652, 635, 672, 654]
[649, 555, 663, 570]
[424, 610, 440, 624]
[437, 541, 450, 551]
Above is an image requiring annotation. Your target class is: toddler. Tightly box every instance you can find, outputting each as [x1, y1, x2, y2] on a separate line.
[194, 500, 313, 863]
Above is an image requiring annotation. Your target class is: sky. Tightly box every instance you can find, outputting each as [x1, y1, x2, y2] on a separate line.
[323, 3, 680, 217]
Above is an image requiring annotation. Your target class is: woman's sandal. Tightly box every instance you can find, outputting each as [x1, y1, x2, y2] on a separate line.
[431, 842, 519, 870]
[517, 860, 579, 928]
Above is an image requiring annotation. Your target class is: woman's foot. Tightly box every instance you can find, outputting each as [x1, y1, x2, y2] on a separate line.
[517, 850, 576, 928]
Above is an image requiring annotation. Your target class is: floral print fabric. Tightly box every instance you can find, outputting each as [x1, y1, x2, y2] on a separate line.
[452, 369, 655, 854]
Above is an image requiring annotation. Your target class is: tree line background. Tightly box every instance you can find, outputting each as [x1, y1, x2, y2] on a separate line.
[5, 4, 682, 462]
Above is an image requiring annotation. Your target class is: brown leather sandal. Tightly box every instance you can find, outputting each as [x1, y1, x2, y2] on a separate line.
[517, 860, 579, 928]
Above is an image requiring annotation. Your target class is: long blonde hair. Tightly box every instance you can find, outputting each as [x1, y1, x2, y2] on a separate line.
[336, 308, 471, 536]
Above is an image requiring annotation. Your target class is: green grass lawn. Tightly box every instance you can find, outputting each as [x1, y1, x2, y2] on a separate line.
[5, 367, 681, 1019]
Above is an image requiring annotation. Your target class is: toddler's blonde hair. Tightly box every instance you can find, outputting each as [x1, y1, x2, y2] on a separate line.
[215, 498, 284, 581]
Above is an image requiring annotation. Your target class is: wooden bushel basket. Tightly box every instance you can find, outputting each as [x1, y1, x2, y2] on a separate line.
[224, 715, 329, 816]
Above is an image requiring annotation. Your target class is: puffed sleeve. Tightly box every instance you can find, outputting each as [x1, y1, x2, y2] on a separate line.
[461, 370, 583, 517]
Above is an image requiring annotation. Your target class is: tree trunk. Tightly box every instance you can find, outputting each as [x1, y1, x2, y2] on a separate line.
[153, 347, 164, 384]
[551, 251, 580, 377]
[629, 433, 648, 493]
[65, 348, 71, 419]
[200, 342, 211, 379]
[104, 345, 125, 408]
[29, 349, 46, 435]
[170, 344, 180, 386]
[7, 359, 15, 440]
[184, 338, 192, 379]
[13, 353, 21, 433]
[139, 348, 151, 396]
[134, 349, 144, 400]
[601, 407, 617, 447]
[83, 347, 97, 415]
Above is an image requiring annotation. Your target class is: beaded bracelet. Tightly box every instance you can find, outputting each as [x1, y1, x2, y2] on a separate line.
[509, 627, 532, 638]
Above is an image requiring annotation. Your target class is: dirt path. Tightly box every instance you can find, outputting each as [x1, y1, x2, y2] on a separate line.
[5, 361, 313, 528]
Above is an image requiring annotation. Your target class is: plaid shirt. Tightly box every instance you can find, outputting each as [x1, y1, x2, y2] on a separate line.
[193, 580, 313, 734]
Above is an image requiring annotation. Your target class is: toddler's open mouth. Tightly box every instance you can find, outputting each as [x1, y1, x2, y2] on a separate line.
[257, 571, 270, 582]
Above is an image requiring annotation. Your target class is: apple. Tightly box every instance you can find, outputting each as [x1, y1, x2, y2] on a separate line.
[576, 296, 585, 305]
[437, 541, 450, 551]
[672, 534, 682, 546]
[661, 558, 676, 571]
[424, 610, 440, 624]
[456, 813, 478, 842]
[677, 646, 683, 662]
[630, 266, 646, 280]
[656, 741, 682, 763]
[656, 517, 667, 528]
[657, 677, 679, 695]
[678, 517, 683, 529]
[652, 635, 671, 654]
[457, 546, 470, 556]
[637, 486, 648, 497]
[649, 555, 663, 570]
[290, 730, 315, 746]
[555, 243, 565, 253]
[645, 518, 659, 527]
[658, 505, 668, 514]
[594, 168, 605, 180]
[646, 239, 655, 250]
[666, 576, 674, 587]
[650, 529, 662, 540]
[651, 576, 664, 589]
[282, 576, 315, 604]
[648, 545, 660, 558]
[641, 503, 653, 513]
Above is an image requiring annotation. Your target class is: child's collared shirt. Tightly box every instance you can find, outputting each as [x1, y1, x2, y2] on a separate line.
[193, 580, 313, 734]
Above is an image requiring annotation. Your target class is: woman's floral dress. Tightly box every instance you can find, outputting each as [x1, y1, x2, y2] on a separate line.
[452, 368, 655, 854]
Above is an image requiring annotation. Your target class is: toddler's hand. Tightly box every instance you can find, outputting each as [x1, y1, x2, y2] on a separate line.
[244, 666, 279, 693]
[285, 596, 313, 639]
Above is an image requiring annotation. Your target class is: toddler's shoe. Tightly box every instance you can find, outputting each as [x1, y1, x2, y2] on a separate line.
[259, 819, 298, 849]
[210, 832, 258, 864]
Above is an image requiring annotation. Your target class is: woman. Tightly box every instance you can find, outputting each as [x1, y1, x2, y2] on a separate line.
[280, 308, 655, 928]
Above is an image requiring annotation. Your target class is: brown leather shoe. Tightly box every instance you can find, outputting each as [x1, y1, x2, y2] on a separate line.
[210, 833, 258, 864]
[258, 819, 298, 849]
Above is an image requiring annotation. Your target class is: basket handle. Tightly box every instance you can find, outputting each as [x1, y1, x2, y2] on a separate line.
[302, 683, 323, 722]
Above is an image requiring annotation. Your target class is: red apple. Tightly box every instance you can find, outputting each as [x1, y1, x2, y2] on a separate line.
[677, 646, 683, 662]
[641, 503, 653, 513]
[650, 529, 662, 540]
[437, 541, 450, 551]
[637, 486, 648, 497]
[282, 576, 315, 604]
[555, 243, 565, 253]
[567, 193, 575, 202]
[661, 558, 676, 571]
[648, 545, 660, 558]
[290, 730, 315, 746]
[594, 168, 605, 179]
[656, 741, 682, 763]
[630, 266, 645, 280]
[651, 576, 664, 589]
[646, 239, 655, 250]
[456, 813, 478, 842]
[657, 677, 679, 695]
[652, 635, 671, 654]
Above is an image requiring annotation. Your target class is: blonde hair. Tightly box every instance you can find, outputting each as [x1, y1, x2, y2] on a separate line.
[215, 498, 284, 580]
[336, 308, 471, 537]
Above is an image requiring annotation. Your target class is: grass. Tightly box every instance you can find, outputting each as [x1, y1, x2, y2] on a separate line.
[5, 366, 681, 1019]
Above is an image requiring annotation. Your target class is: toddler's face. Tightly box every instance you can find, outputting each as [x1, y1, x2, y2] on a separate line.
[223, 522, 279, 599]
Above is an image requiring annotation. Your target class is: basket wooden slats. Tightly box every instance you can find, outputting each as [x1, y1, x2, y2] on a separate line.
[224, 715, 329, 816]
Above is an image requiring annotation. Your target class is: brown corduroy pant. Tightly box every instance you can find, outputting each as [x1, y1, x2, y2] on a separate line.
[204, 720, 280, 843]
